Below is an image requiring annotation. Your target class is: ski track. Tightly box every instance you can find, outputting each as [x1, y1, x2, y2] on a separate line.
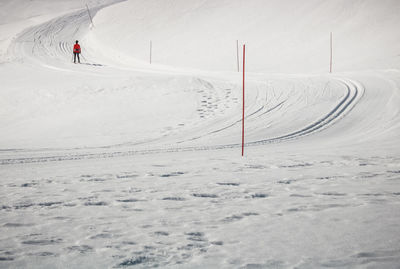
[2, 1, 363, 165]
[0, 78, 362, 165]
[2, 2, 400, 269]
[9, 1, 126, 65]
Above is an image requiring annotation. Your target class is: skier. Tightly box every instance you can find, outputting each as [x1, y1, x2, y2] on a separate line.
[73, 40, 81, 63]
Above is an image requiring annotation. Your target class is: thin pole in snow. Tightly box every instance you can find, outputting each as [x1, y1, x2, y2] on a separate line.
[330, 32, 333, 73]
[86, 4, 94, 27]
[242, 44, 246, 157]
[150, 40, 152, 64]
[236, 40, 240, 72]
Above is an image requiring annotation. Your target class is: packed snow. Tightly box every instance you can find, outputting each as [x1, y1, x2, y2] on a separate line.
[0, 0, 400, 268]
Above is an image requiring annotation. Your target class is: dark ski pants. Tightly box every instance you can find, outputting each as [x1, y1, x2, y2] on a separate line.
[74, 53, 80, 63]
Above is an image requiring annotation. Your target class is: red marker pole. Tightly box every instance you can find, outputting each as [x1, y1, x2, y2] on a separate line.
[242, 44, 245, 156]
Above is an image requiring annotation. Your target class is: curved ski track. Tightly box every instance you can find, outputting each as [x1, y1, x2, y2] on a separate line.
[0, 79, 363, 165]
[0, 4, 364, 165]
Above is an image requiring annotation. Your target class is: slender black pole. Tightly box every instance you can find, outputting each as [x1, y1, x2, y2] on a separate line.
[150, 40, 152, 64]
[242, 44, 245, 156]
[237, 40, 240, 72]
[330, 32, 333, 73]
[86, 4, 94, 27]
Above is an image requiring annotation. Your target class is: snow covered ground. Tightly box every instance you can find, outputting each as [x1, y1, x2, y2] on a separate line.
[1, 0, 400, 268]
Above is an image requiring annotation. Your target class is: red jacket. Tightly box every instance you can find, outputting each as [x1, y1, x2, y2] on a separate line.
[73, 44, 81, 53]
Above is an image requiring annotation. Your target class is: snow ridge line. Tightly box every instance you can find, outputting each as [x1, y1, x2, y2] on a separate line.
[0, 79, 363, 165]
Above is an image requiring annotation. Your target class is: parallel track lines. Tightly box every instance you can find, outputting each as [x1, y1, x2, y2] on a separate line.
[0, 79, 363, 165]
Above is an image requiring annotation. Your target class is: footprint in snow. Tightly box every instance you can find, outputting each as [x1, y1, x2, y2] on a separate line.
[192, 193, 218, 198]
[217, 182, 240, 186]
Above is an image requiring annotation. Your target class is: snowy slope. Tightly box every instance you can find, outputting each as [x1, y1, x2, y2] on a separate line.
[88, 0, 400, 72]
[0, 0, 400, 268]
[1, 0, 400, 152]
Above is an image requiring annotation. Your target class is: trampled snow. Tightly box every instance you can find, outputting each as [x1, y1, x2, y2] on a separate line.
[0, 0, 400, 268]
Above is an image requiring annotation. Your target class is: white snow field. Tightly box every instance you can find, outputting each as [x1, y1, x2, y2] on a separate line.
[1, 0, 400, 268]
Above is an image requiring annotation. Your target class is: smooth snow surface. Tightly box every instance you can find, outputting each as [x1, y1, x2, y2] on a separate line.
[89, 0, 400, 72]
[1, 0, 400, 268]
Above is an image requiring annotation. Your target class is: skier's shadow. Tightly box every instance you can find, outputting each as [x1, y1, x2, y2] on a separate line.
[81, 63, 104, 67]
